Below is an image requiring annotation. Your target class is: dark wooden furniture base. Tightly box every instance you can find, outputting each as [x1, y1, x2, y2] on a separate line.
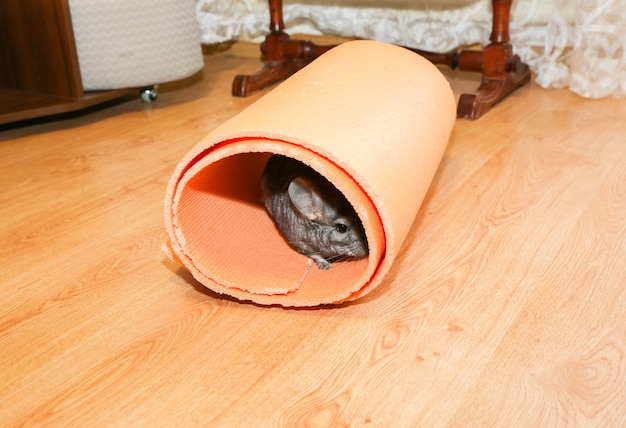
[232, 0, 530, 120]
[0, 0, 138, 126]
[0, 88, 137, 126]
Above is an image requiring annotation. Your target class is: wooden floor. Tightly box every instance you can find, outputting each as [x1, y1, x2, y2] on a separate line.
[1, 46, 624, 427]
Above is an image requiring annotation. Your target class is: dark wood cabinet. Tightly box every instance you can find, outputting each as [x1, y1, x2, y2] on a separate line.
[0, 0, 134, 125]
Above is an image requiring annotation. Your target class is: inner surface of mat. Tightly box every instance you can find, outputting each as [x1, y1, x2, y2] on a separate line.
[172, 141, 385, 302]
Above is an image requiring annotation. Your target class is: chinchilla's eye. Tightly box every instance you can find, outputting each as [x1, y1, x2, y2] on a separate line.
[335, 223, 348, 234]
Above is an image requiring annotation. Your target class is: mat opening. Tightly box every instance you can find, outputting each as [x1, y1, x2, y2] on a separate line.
[173, 151, 377, 301]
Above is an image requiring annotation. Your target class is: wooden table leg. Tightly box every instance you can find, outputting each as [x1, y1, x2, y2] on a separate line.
[404, 1, 530, 119]
[232, 0, 530, 120]
[232, 0, 334, 96]
[454, 0, 531, 119]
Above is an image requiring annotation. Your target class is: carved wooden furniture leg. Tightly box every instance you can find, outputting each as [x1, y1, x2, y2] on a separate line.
[233, 0, 530, 120]
[232, 0, 334, 96]
[404, 0, 530, 119]
[454, 0, 531, 119]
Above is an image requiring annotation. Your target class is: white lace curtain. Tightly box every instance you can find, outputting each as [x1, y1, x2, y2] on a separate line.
[195, 0, 625, 98]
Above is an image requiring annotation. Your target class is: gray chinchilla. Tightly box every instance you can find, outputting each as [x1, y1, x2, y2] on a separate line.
[260, 154, 368, 270]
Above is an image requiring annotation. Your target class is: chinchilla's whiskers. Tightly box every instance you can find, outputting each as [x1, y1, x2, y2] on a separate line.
[282, 239, 361, 265]
[327, 254, 349, 263]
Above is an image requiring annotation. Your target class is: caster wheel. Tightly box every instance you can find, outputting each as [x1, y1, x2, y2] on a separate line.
[140, 86, 158, 102]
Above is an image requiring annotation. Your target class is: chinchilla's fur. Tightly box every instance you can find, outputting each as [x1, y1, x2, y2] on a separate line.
[260, 154, 368, 270]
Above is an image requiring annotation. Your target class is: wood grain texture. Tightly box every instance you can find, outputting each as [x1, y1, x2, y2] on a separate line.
[0, 0, 82, 96]
[0, 49, 624, 427]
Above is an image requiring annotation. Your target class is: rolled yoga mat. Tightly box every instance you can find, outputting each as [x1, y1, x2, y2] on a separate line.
[163, 40, 456, 307]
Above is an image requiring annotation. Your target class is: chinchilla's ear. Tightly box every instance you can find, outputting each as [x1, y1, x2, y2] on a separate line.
[288, 177, 326, 221]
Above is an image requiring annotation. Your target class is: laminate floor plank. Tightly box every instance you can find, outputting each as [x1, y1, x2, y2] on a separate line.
[0, 50, 624, 426]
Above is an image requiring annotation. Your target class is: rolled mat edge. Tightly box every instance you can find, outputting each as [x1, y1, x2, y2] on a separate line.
[163, 40, 456, 307]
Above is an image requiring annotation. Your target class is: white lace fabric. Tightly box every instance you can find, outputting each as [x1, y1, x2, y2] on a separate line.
[196, 0, 625, 98]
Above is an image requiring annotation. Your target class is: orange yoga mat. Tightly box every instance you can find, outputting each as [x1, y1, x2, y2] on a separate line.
[163, 40, 456, 307]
